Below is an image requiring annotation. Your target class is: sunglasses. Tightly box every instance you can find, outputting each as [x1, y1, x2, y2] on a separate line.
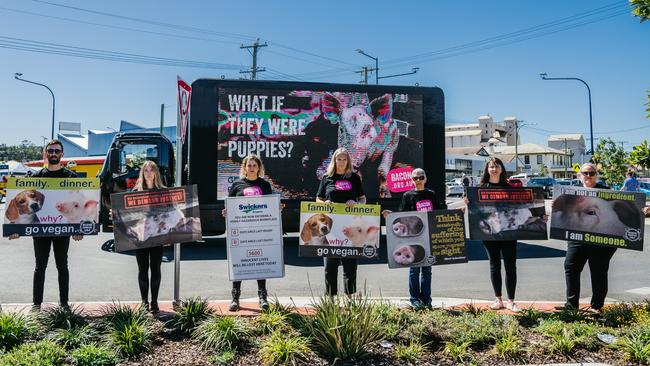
[46, 148, 62, 154]
[581, 171, 597, 177]
[412, 176, 426, 181]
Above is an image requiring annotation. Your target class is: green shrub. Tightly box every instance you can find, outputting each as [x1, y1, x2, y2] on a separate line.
[443, 340, 471, 363]
[549, 328, 576, 355]
[551, 307, 590, 323]
[302, 294, 383, 361]
[617, 328, 650, 364]
[100, 302, 149, 332]
[48, 324, 98, 350]
[394, 340, 425, 362]
[493, 331, 524, 361]
[207, 350, 236, 365]
[192, 315, 251, 352]
[40, 305, 86, 330]
[0, 312, 33, 351]
[601, 303, 640, 328]
[254, 309, 290, 335]
[462, 302, 485, 316]
[70, 343, 118, 366]
[516, 307, 546, 327]
[108, 318, 152, 358]
[169, 297, 212, 334]
[0, 340, 66, 366]
[258, 331, 312, 366]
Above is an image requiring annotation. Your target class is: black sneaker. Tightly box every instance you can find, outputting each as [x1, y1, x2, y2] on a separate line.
[150, 302, 160, 314]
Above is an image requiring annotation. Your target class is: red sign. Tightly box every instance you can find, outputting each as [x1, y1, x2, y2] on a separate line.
[177, 76, 192, 145]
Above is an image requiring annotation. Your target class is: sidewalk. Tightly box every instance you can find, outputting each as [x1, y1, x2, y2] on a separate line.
[0, 296, 601, 317]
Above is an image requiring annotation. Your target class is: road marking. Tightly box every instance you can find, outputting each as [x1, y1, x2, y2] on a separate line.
[626, 287, 650, 295]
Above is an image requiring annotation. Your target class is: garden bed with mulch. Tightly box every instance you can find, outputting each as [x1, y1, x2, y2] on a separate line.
[1, 296, 650, 365]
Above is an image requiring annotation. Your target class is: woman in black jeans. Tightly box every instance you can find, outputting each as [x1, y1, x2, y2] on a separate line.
[555, 163, 617, 312]
[316, 148, 366, 297]
[222, 154, 273, 311]
[131, 160, 165, 313]
[464, 157, 519, 312]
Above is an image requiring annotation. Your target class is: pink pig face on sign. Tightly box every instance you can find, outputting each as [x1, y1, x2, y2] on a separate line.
[243, 186, 263, 196]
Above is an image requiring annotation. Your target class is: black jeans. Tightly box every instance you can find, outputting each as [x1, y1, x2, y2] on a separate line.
[483, 241, 517, 300]
[564, 242, 617, 309]
[33, 236, 70, 306]
[324, 257, 358, 296]
[135, 246, 163, 303]
[232, 280, 267, 292]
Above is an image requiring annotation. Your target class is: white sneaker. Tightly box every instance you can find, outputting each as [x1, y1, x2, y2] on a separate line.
[506, 300, 520, 312]
[490, 298, 504, 310]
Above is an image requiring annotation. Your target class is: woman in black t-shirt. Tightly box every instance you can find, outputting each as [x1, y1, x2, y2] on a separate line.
[222, 154, 273, 311]
[464, 157, 520, 312]
[316, 148, 366, 296]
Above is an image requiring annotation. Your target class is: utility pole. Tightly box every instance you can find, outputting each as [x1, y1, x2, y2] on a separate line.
[564, 138, 569, 179]
[355, 66, 373, 84]
[515, 120, 519, 173]
[160, 104, 164, 133]
[240, 38, 267, 80]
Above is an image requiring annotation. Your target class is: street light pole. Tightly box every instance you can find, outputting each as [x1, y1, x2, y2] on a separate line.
[356, 49, 378, 85]
[14, 73, 56, 140]
[539, 73, 594, 155]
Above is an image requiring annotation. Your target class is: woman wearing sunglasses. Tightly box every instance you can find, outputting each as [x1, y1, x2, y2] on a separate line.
[555, 163, 617, 312]
[382, 168, 441, 308]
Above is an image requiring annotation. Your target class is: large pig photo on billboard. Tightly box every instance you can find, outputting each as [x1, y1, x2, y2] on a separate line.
[216, 89, 424, 200]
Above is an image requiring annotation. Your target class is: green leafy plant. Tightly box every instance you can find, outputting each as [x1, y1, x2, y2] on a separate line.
[100, 302, 149, 332]
[0, 340, 66, 366]
[394, 340, 425, 362]
[549, 328, 576, 355]
[258, 331, 312, 366]
[169, 296, 212, 334]
[617, 328, 650, 364]
[550, 307, 590, 323]
[516, 306, 546, 328]
[48, 324, 98, 350]
[0, 312, 33, 351]
[39, 305, 86, 330]
[301, 293, 384, 361]
[70, 343, 119, 366]
[601, 303, 640, 328]
[207, 350, 236, 365]
[192, 315, 251, 352]
[254, 309, 290, 335]
[108, 318, 152, 358]
[443, 340, 471, 363]
[462, 302, 484, 316]
[493, 331, 524, 361]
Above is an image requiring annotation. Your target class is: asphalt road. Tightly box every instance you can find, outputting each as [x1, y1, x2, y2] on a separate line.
[1, 198, 650, 305]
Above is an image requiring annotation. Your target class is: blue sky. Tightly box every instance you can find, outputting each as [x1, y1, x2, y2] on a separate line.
[1, 0, 649, 151]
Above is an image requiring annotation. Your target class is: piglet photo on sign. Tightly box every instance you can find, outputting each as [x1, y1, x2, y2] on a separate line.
[111, 185, 202, 252]
[466, 187, 547, 241]
[299, 201, 381, 259]
[3, 177, 100, 237]
[550, 186, 645, 251]
[386, 209, 467, 269]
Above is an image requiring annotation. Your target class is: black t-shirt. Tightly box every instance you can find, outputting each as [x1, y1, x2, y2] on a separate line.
[316, 173, 364, 204]
[228, 177, 273, 197]
[479, 180, 510, 188]
[32, 167, 77, 178]
[399, 188, 438, 212]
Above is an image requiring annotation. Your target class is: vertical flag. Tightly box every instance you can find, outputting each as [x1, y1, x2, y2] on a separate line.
[177, 76, 192, 145]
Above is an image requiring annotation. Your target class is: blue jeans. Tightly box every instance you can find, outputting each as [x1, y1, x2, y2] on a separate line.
[409, 266, 431, 306]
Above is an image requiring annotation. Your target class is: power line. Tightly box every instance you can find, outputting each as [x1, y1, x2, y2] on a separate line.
[0, 35, 242, 70]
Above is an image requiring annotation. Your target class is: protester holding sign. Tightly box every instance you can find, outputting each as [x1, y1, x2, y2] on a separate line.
[382, 168, 440, 308]
[130, 160, 166, 314]
[316, 148, 366, 297]
[222, 154, 273, 311]
[555, 163, 617, 312]
[464, 158, 519, 312]
[8, 140, 83, 311]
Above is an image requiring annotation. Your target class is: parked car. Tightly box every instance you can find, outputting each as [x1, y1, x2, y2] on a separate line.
[526, 177, 556, 199]
[556, 178, 582, 187]
[446, 182, 465, 196]
[507, 178, 525, 187]
[640, 182, 650, 198]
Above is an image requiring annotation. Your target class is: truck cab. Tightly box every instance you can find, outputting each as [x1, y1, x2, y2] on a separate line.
[98, 132, 174, 232]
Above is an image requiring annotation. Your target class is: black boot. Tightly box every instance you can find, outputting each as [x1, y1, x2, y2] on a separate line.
[258, 289, 269, 311]
[229, 288, 240, 312]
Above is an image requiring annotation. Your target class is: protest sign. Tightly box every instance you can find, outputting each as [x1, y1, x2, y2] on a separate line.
[299, 201, 381, 258]
[225, 194, 284, 281]
[3, 177, 99, 237]
[386, 209, 467, 268]
[550, 186, 645, 251]
[111, 185, 202, 252]
[466, 187, 547, 241]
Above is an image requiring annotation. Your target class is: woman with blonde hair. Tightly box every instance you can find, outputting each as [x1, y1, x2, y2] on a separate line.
[222, 154, 274, 311]
[316, 148, 366, 296]
[132, 160, 166, 313]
